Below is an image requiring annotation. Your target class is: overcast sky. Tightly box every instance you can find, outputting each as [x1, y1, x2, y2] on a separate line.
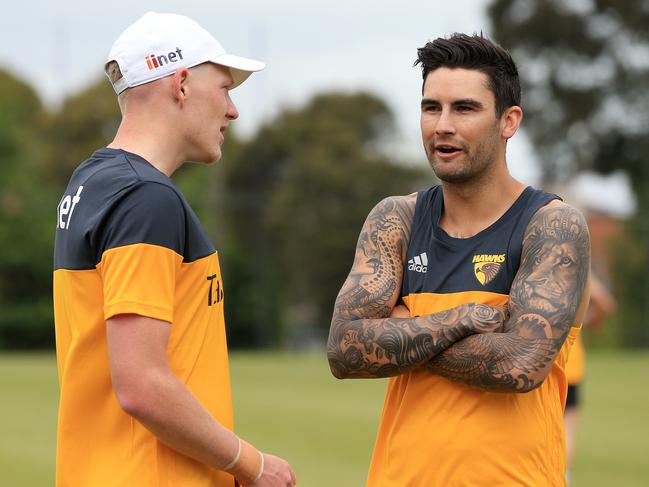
[0, 0, 540, 184]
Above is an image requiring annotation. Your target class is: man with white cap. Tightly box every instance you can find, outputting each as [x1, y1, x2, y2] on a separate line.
[53, 12, 296, 487]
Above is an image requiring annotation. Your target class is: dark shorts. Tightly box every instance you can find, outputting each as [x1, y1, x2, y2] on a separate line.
[565, 384, 580, 409]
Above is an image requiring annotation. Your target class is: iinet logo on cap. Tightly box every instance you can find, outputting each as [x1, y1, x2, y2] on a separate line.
[145, 48, 184, 70]
[107, 12, 265, 95]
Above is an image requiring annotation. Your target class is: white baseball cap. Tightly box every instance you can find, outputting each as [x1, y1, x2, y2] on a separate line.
[107, 12, 265, 94]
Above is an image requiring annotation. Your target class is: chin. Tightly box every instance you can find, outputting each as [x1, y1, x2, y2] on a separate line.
[186, 156, 220, 166]
[211, 146, 223, 163]
[431, 163, 471, 184]
[193, 148, 222, 165]
[207, 152, 222, 164]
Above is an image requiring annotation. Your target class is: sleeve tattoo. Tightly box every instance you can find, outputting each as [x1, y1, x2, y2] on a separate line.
[426, 204, 590, 392]
[327, 196, 506, 379]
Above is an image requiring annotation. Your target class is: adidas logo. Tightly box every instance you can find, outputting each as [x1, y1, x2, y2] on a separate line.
[408, 252, 428, 273]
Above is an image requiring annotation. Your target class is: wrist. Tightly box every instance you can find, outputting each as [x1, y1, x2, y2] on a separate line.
[455, 303, 478, 335]
[465, 303, 479, 332]
[223, 438, 264, 485]
[465, 303, 505, 334]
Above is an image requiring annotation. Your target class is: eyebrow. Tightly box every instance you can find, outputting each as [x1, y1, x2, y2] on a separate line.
[421, 98, 485, 109]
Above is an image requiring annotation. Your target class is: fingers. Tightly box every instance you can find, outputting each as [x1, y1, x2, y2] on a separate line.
[282, 460, 295, 486]
[390, 304, 410, 318]
[251, 454, 295, 486]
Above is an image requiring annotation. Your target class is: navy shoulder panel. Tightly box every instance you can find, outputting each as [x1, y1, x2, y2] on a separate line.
[54, 149, 214, 270]
[93, 181, 187, 260]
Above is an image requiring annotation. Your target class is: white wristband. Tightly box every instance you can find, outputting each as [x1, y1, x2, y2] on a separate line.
[253, 451, 265, 482]
[225, 439, 263, 484]
[222, 438, 242, 471]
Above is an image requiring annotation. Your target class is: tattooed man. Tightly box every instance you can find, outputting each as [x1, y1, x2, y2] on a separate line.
[327, 34, 590, 487]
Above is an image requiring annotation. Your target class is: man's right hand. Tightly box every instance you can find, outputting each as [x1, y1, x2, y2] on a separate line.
[247, 453, 296, 486]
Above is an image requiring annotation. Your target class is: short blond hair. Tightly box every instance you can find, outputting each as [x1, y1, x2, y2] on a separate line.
[105, 60, 128, 113]
[105, 61, 123, 84]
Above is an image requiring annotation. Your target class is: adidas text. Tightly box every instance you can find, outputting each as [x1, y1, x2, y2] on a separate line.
[408, 252, 428, 273]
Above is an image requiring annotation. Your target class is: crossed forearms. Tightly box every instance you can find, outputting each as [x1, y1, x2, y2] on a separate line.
[425, 332, 557, 392]
[327, 303, 505, 379]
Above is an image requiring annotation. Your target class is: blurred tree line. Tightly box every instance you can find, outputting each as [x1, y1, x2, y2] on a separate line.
[0, 69, 426, 349]
[489, 0, 649, 347]
[2, 0, 648, 349]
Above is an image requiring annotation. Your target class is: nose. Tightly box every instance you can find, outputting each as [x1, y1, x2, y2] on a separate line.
[226, 93, 239, 121]
[435, 108, 456, 136]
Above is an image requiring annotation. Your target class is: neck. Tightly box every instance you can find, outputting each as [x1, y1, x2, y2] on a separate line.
[107, 112, 185, 177]
[439, 163, 526, 238]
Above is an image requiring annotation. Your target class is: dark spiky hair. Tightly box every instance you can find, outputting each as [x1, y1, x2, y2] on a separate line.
[414, 33, 521, 117]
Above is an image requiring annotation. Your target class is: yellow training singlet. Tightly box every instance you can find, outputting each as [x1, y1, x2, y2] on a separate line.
[54, 148, 234, 486]
[366, 186, 579, 487]
[565, 332, 585, 385]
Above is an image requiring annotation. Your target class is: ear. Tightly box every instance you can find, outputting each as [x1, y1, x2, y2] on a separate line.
[170, 68, 190, 107]
[500, 105, 523, 140]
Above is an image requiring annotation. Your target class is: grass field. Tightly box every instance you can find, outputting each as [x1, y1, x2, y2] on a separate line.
[0, 350, 647, 486]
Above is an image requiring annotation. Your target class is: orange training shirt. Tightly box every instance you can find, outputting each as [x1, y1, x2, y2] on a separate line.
[53, 148, 234, 487]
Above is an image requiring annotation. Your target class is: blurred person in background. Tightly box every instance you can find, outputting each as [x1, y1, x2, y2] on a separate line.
[327, 33, 590, 486]
[565, 272, 616, 479]
[561, 171, 631, 482]
[53, 12, 295, 487]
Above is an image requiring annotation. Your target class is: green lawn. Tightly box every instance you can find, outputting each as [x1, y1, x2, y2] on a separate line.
[0, 351, 647, 486]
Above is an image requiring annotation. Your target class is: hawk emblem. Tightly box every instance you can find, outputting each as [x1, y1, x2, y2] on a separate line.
[474, 262, 502, 285]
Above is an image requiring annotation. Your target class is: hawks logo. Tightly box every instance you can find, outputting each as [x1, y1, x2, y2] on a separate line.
[472, 254, 505, 285]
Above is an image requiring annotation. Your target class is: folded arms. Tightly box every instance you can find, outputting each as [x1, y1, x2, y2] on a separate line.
[327, 197, 590, 392]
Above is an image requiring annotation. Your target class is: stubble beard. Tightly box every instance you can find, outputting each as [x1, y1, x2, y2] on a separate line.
[428, 127, 500, 185]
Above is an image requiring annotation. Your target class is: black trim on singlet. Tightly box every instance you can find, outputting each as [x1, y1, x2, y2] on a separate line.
[402, 185, 560, 297]
[54, 148, 215, 271]
[565, 384, 580, 409]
